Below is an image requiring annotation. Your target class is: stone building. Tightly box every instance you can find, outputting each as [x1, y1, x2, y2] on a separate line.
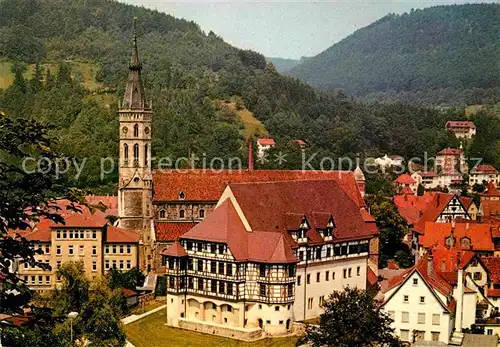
[18, 201, 140, 290]
[161, 179, 378, 338]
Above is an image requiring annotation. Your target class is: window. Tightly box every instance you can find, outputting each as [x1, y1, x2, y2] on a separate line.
[316, 248, 321, 260]
[401, 311, 409, 323]
[260, 284, 266, 296]
[74, 231, 79, 239]
[112, 260, 117, 269]
[80, 231, 84, 239]
[105, 260, 110, 270]
[307, 274, 310, 284]
[127, 260, 131, 269]
[92, 261, 97, 272]
[332, 272, 335, 280]
[348, 268, 352, 277]
[219, 281, 225, 294]
[197, 242, 203, 252]
[316, 272, 320, 282]
[56, 245, 61, 255]
[45, 276, 50, 285]
[112, 245, 117, 254]
[260, 264, 266, 277]
[57, 261, 61, 269]
[343, 269, 347, 278]
[388, 311, 395, 320]
[420, 296, 425, 304]
[413, 278, 418, 285]
[357, 266, 360, 276]
[211, 280, 217, 293]
[319, 296, 325, 307]
[79, 245, 84, 255]
[38, 275, 42, 284]
[144, 144, 148, 166]
[119, 245, 124, 254]
[92, 231, 96, 239]
[326, 247, 331, 257]
[197, 259, 204, 272]
[188, 278, 193, 289]
[133, 143, 139, 161]
[417, 312, 425, 324]
[474, 272, 482, 280]
[69, 231, 73, 239]
[226, 264, 232, 276]
[199, 209, 205, 218]
[403, 295, 409, 303]
[218, 262, 224, 275]
[287, 284, 293, 297]
[133, 123, 139, 137]
[487, 329, 493, 335]
[299, 251, 304, 261]
[92, 246, 97, 255]
[68, 245, 74, 255]
[297, 276, 301, 286]
[45, 245, 50, 254]
[432, 314, 440, 325]
[210, 261, 216, 273]
[218, 244, 224, 254]
[105, 245, 109, 254]
[275, 306, 280, 311]
[127, 245, 131, 254]
[159, 210, 166, 218]
[227, 283, 233, 295]
[57, 231, 61, 239]
[198, 279, 204, 290]
[400, 330, 409, 341]
[307, 298, 313, 310]
[119, 260, 124, 270]
[325, 271, 330, 281]
[179, 209, 185, 219]
[431, 332, 440, 341]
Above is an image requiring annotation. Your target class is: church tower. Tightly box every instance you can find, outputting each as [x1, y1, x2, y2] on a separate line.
[118, 19, 153, 242]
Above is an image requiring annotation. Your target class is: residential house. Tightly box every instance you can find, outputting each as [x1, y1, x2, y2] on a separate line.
[18, 201, 140, 290]
[394, 173, 417, 195]
[161, 180, 378, 338]
[256, 138, 276, 158]
[445, 121, 476, 139]
[470, 165, 500, 186]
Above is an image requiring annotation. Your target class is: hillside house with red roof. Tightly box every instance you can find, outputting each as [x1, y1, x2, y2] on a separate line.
[394, 173, 417, 195]
[17, 201, 140, 290]
[380, 256, 476, 344]
[470, 165, 500, 186]
[445, 121, 476, 139]
[256, 138, 276, 158]
[161, 180, 378, 338]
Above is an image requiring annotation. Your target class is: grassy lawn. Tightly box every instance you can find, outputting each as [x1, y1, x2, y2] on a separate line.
[128, 300, 164, 315]
[124, 309, 299, 347]
[215, 99, 268, 140]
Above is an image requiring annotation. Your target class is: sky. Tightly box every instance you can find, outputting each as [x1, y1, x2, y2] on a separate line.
[121, 0, 498, 59]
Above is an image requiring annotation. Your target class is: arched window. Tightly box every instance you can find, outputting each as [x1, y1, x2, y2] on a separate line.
[124, 144, 128, 162]
[179, 209, 185, 219]
[144, 144, 148, 166]
[133, 124, 139, 137]
[199, 209, 205, 218]
[133, 144, 139, 162]
[159, 210, 166, 218]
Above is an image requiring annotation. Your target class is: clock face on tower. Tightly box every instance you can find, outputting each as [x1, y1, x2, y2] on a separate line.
[122, 126, 128, 134]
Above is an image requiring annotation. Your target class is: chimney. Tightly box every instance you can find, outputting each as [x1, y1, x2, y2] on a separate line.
[427, 253, 433, 274]
[248, 139, 254, 171]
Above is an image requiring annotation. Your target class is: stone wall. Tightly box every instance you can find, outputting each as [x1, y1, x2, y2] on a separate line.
[154, 202, 216, 221]
[178, 318, 262, 341]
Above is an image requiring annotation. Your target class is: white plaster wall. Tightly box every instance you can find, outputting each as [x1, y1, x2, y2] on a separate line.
[382, 272, 452, 344]
[294, 256, 367, 321]
[462, 293, 477, 329]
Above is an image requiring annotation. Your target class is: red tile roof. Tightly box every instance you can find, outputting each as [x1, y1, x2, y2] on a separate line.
[367, 267, 378, 286]
[154, 222, 197, 242]
[399, 185, 414, 195]
[122, 288, 138, 297]
[394, 173, 416, 185]
[420, 171, 438, 177]
[482, 201, 500, 219]
[487, 289, 500, 297]
[446, 121, 476, 128]
[295, 139, 306, 146]
[86, 195, 118, 216]
[228, 180, 377, 242]
[161, 241, 187, 257]
[431, 244, 477, 273]
[481, 257, 500, 283]
[394, 192, 452, 228]
[257, 138, 275, 146]
[437, 148, 463, 156]
[419, 222, 494, 251]
[459, 196, 474, 210]
[481, 182, 500, 198]
[471, 165, 499, 174]
[413, 193, 457, 234]
[383, 257, 455, 311]
[106, 226, 140, 243]
[152, 169, 364, 207]
[182, 199, 297, 263]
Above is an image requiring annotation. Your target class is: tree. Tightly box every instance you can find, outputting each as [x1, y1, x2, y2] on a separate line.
[30, 61, 44, 92]
[366, 195, 410, 268]
[0, 115, 87, 315]
[298, 287, 403, 347]
[107, 267, 145, 291]
[417, 184, 425, 196]
[53, 261, 90, 314]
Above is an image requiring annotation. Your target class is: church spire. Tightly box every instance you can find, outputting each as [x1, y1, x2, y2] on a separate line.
[122, 17, 149, 110]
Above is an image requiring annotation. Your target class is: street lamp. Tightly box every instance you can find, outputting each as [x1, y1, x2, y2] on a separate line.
[68, 311, 78, 344]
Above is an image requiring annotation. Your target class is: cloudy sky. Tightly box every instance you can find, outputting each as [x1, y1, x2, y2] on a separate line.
[121, 0, 498, 59]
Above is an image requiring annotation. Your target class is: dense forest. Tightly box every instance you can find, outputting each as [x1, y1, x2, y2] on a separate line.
[0, 0, 499, 194]
[288, 4, 500, 105]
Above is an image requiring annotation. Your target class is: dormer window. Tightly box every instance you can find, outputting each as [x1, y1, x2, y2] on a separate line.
[199, 209, 205, 218]
[298, 228, 306, 239]
[159, 210, 166, 218]
[461, 237, 471, 249]
[178, 192, 185, 200]
[179, 209, 185, 219]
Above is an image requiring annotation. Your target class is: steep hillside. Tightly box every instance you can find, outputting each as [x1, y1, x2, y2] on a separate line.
[1, 0, 498, 193]
[288, 4, 500, 105]
[266, 57, 300, 73]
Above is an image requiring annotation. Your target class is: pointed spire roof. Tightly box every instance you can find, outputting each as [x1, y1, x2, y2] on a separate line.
[121, 17, 149, 110]
[354, 165, 365, 181]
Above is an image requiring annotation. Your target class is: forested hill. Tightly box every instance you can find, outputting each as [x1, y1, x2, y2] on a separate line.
[1, 0, 499, 193]
[288, 4, 500, 105]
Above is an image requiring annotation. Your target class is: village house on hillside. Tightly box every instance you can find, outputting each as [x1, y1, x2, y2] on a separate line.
[161, 180, 378, 338]
[256, 138, 276, 158]
[470, 165, 500, 186]
[445, 120, 476, 139]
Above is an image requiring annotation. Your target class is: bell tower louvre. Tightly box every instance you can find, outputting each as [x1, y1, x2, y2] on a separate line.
[118, 18, 153, 247]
